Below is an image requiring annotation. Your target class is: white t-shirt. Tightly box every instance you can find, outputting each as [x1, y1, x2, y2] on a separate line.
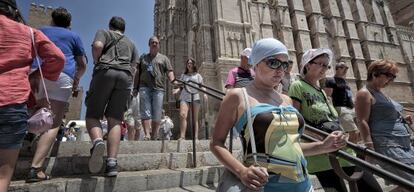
[179, 73, 203, 102]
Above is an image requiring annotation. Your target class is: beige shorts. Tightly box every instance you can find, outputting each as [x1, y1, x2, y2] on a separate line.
[335, 107, 358, 132]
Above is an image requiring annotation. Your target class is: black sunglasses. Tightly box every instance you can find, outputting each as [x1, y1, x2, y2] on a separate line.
[311, 61, 331, 69]
[263, 57, 289, 70]
[336, 66, 349, 70]
[380, 72, 396, 80]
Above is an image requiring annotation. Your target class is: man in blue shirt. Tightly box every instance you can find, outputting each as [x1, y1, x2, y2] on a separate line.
[27, 7, 87, 183]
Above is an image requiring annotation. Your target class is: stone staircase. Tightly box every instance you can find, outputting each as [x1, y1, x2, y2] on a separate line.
[9, 139, 240, 192]
[9, 139, 396, 192]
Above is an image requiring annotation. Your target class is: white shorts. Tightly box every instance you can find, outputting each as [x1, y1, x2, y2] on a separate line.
[35, 72, 73, 102]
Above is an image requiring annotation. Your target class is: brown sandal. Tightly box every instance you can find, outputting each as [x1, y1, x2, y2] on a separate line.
[26, 167, 51, 183]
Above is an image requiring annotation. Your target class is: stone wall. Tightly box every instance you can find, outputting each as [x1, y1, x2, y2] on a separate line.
[154, 0, 414, 138]
[28, 3, 52, 29]
[388, 0, 414, 26]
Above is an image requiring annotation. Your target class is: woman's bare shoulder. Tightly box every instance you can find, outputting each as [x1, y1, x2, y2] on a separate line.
[280, 93, 293, 105]
[356, 88, 371, 98]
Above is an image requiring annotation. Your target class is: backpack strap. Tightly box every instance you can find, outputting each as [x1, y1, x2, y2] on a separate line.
[101, 32, 124, 55]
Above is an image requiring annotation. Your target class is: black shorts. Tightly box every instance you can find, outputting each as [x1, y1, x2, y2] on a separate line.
[85, 68, 132, 121]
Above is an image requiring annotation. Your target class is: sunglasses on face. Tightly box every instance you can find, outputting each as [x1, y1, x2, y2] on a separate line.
[263, 57, 289, 70]
[311, 61, 331, 69]
[336, 66, 349, 70]
[380, 72, 396, 80]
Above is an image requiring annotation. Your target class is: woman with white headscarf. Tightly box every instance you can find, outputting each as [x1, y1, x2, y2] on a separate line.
[210, 38, 347, 191]
[288, 48, 382, 192]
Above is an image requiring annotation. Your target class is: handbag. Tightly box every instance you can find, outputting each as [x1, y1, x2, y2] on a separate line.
[321, 121, 342, 133]
[320, 90, 344, 133]
[216, 88, 263, 192]
[27, 28, 54, 135]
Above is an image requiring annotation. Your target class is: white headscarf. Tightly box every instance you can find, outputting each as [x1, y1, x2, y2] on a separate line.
[248, 38, 289, 66]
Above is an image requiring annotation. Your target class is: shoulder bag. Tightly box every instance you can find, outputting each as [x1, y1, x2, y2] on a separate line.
[320, 90, 343, 133]
[27, 28, 54, 135]
[216, 88, 263, 192]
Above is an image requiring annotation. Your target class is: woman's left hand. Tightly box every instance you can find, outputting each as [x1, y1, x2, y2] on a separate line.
[322, 131, 347, 153]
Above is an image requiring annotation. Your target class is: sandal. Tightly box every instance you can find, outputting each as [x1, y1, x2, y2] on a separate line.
[143, 136, 150, 141]
[26, 167, 51, 183]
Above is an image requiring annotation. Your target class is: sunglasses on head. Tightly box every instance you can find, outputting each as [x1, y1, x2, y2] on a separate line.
[311, 61, 331, 69]
[379, 72, 396, 80]
[263, 57, 289, 70]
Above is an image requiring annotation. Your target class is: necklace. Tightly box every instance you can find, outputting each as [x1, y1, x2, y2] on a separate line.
[250, 83, 282, 105]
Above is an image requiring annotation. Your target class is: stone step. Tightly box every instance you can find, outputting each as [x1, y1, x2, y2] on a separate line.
[10, 167, 327, 192]
[13, 150, 243, 180]
[12, 164, 396, 192]
[10, 167, 223, 192]
[19, 139, 242, 157]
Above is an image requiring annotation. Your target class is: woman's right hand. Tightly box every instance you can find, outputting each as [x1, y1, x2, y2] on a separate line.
[322, 131, 348, 153]
[239, 165, 269, 190]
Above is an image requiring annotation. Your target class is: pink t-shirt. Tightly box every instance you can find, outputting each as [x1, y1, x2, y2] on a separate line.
[225, 67, 255, 88]
[0, 15, 64, 107]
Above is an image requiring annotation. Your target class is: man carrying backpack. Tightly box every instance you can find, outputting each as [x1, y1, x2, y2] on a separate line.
[85, 16, 138, 177]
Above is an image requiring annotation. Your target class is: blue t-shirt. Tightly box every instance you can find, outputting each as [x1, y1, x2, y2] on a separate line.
[39, 26, 85, 79]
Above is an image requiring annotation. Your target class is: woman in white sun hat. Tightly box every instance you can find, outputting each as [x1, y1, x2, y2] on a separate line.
[289, 48, 382, 192]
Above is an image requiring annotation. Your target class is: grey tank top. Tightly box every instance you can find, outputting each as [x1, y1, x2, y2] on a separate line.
[367, 87, 411, 148]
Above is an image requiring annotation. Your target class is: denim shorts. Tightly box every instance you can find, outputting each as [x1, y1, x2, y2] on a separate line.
[0, 103, 28, 149]
[139, 87, 164, 122]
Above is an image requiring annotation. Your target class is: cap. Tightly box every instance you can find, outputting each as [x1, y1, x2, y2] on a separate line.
[300, 48, 333, 76]
[335, 61, 348, 69]
[240, 48, 252, 58]
[248, 38, 289, 66]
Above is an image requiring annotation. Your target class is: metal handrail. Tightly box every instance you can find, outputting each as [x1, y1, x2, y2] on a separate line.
[302, 133, 414, 190]
[171, 79, 414, 190]
[305, 125, 414, 175]
[188, 80, 225, 96]
[404, 107, 414, 113]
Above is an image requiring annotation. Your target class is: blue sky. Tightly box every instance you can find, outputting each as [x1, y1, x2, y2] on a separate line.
[16, 0, 154, 119]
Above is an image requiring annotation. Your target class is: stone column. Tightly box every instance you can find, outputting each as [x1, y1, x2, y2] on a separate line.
[320, 0, 356, 90]
[336, 0, 366, 89]
[269, 0, 299, 72]
[287, 0, 312, 67]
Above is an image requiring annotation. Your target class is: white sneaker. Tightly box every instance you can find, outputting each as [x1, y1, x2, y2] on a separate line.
[88, 140, 105, 174]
